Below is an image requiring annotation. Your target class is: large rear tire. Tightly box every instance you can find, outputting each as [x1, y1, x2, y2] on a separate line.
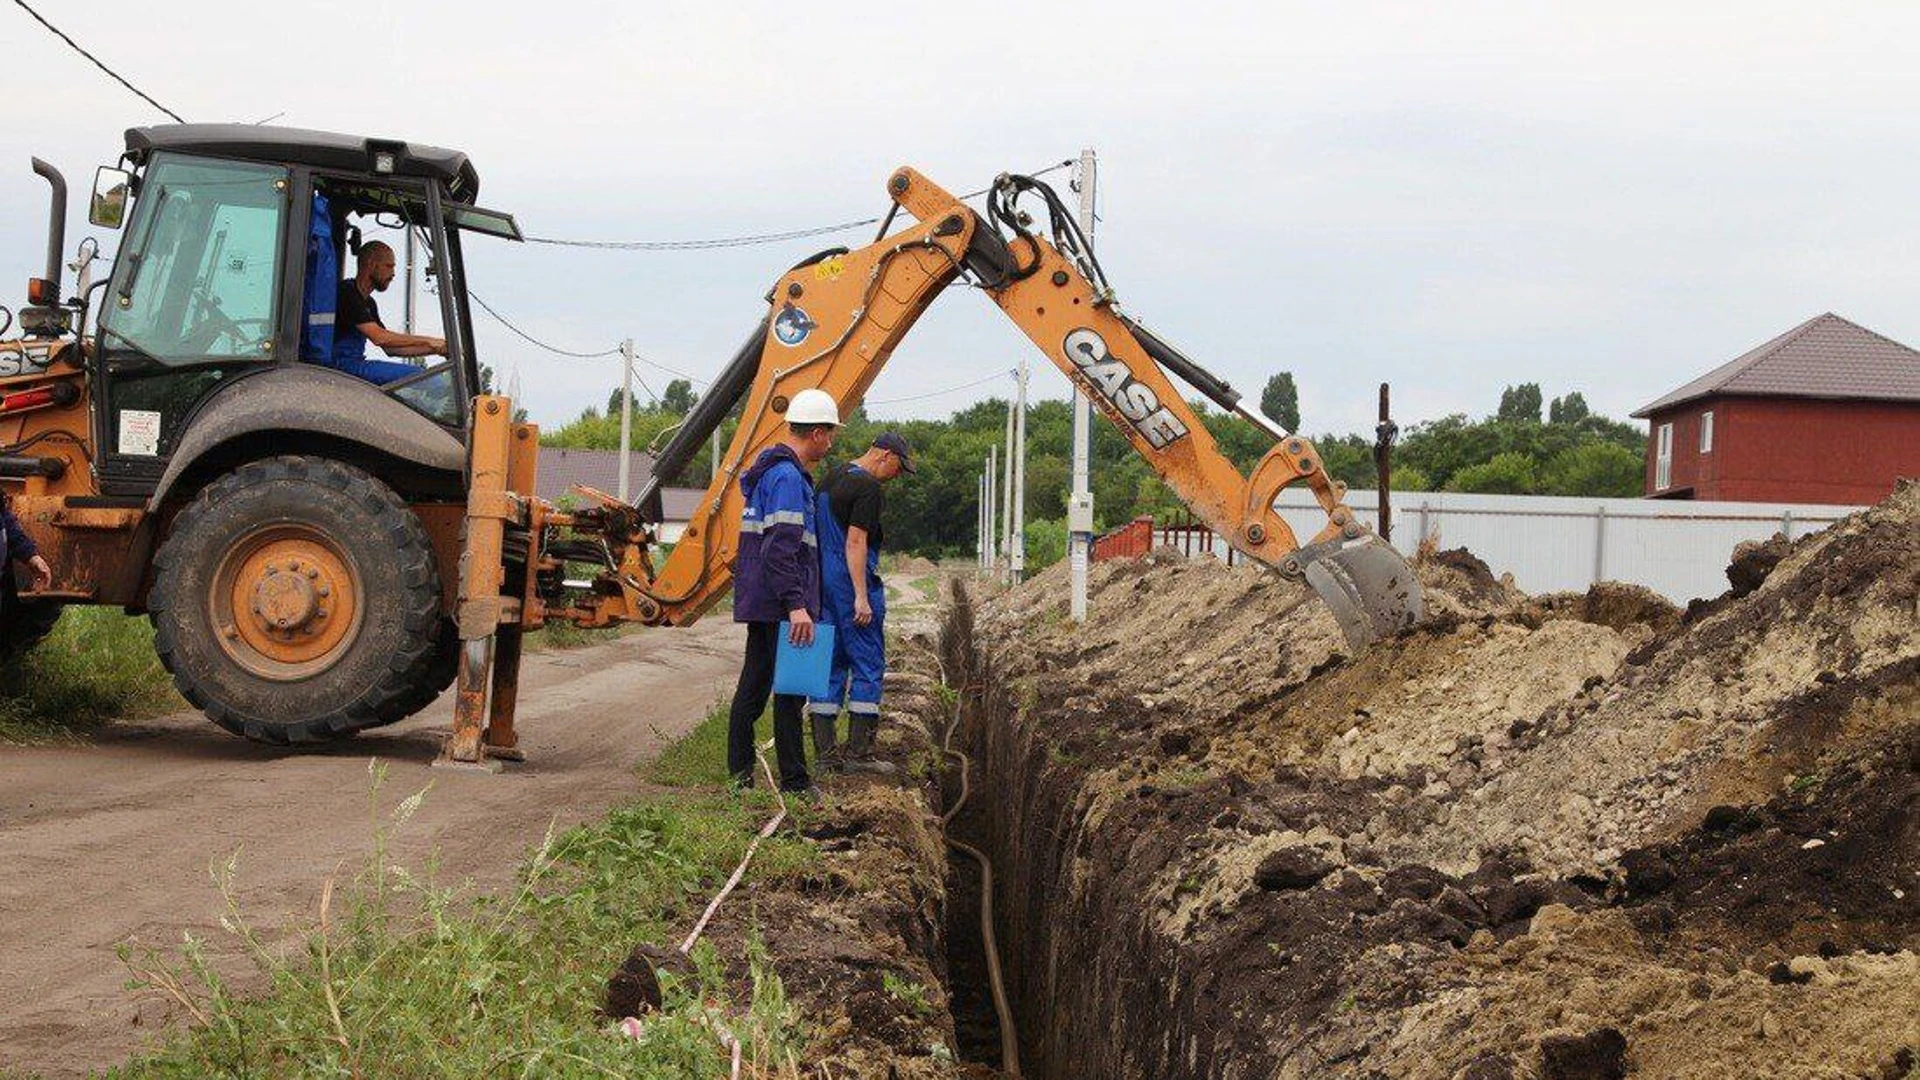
[150, 456, 441, 744]
[372, 616, 459, 726]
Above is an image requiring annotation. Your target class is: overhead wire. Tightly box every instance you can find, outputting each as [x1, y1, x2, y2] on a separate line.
[10, 0, 185, 123]
[467, 290, 621, 358]
[866, 369, 1015, 406]
[522, 159, 1074, 251]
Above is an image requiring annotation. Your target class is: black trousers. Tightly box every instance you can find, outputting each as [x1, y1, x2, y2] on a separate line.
[728, 621, 810, 791]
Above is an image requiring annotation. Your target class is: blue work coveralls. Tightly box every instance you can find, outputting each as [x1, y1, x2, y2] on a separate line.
[727, 444, 821, 790]
[808, 465, 886, 723]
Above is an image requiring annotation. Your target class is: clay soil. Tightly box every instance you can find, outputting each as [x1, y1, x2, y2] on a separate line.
[955, 485, 1918, 1078]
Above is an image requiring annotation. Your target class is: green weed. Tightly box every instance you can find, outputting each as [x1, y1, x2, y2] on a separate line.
[106, 749, 817, 1077]
[644, 703, 733, 787]
[0, 607, 179, 743]
[881, 970, 937, 1019]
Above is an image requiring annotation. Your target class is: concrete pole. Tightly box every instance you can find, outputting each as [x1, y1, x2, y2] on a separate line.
[1011, 356, 1029, 583]
[711, 422, 721, 485]
[978, 471, 986, 567]
[617, 338, 634, 502]
[1001, 394, 1015, 580]
[1068, 147, 1097, 621]
[986, 445, 998, 571]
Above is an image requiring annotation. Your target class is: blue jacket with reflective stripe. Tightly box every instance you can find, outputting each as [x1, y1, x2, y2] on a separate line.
[0, 497, 37, 571]
[733, 444, 820, 623]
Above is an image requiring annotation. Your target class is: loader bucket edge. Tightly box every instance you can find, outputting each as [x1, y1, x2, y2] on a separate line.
[1298, 534, 1423, 652]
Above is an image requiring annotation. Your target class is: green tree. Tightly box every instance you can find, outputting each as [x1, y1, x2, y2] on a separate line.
[1497, 383, 1544, 424]
[1446, 451, 1538, 494]
[1540, 442, 1641, 497]
[1022, 518, 1068, 571]
[661, 378, 698, 415]
[1260, 372, 1301, 432]
[1548, 391, 1590, 425]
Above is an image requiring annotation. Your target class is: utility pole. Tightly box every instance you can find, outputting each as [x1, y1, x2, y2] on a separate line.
[711, 422, 722, 486]
[1001, 394, 1015, 580]
[617, 338, 634, 502]
[1067, 147, 1098, 620]
[986, 444, 998, 572]
[1011, 356, 1029, 583]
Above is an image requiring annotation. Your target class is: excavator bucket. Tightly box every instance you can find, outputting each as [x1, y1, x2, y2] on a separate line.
[1297, 533, 1424, 652]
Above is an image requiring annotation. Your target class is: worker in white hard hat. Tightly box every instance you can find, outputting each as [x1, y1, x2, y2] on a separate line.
[725, 387, 841, 802]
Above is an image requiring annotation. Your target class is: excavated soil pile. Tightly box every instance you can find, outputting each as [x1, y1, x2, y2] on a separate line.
[953, 486, 1918, 1079]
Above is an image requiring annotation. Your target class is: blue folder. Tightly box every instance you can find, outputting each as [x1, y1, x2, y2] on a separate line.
[773, 621, 835, 699]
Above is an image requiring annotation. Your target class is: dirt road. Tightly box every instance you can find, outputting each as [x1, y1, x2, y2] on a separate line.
[0, 618, 745, 1078]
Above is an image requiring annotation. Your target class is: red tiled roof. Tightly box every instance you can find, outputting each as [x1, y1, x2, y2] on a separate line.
[535, 447, 706, 521]
[1634, 312, 1920, 417]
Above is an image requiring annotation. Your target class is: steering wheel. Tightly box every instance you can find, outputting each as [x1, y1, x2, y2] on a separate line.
[182, 305, 273, 355]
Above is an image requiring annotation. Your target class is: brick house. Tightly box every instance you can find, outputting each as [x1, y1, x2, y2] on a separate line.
[1632, 313, 1920, 503]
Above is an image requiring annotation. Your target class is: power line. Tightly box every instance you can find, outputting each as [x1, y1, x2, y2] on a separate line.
[523, 160, 1074, 251]
[867, 369, 1016, 406]
[468, 290, 621, 358]
[11, 0, 185, 123]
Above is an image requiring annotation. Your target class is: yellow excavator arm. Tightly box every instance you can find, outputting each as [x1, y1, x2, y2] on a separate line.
[586, 166, 1420, 644]
[443, 166, 1421, 764]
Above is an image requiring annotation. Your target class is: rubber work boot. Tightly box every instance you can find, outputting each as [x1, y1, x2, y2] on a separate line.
[811, 714, 843, 773]
[842, 715, 897, 776]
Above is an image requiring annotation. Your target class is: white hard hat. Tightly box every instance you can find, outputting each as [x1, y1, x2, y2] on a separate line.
[786, 388, 841, 426]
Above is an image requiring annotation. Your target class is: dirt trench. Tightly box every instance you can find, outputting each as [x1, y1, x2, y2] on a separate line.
[938, 487, 1918, 1079]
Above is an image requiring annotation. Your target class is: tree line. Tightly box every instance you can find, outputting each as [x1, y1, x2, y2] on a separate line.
[542, 374, 1648, 563]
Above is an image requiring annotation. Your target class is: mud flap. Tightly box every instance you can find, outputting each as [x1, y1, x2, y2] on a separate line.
[1298, 533, 1423, 652]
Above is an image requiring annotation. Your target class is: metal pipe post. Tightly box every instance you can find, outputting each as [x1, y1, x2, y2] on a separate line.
[403, 227, 417, 332]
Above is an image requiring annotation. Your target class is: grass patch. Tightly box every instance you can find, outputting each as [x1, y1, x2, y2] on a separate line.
[0, 607, 180, 743]
[644, 703, 734, 787]
[107, 743, 819, 1075]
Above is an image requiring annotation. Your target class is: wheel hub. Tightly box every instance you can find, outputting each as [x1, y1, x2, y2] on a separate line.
[213, 528, 362, 680]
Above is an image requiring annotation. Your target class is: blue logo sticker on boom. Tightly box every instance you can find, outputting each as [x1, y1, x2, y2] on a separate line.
[774, 302, 817, 347]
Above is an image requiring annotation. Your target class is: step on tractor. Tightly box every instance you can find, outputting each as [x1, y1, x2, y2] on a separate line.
[2, 125, 1421, 766]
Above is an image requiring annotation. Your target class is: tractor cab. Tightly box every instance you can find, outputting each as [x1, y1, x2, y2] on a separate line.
[84, 124, 520, 500]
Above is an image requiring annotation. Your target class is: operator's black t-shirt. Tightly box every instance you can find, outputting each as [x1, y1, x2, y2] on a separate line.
[822, 463, 883, 551]
[337, 280, 383, 332]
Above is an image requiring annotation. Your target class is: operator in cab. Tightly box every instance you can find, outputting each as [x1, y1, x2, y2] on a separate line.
[332, 241, 447, 383]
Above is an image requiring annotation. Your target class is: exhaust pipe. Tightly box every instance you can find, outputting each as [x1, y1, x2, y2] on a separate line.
[30, 158, 67, 301]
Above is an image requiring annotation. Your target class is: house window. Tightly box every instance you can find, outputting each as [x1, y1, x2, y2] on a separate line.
[1655, 422, 1673, 490]
[1700, 411, 1714, 454]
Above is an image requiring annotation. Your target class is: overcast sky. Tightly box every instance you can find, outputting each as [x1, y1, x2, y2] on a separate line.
[4, 2, 1919, 435]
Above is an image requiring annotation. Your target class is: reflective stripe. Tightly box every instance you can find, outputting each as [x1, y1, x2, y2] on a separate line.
[807, 702, 841, 715]
[847, 701, 881, 716]
[762, 510, 808, 527]
[307, 312, 334, 326]
[739, 520, 817, 546]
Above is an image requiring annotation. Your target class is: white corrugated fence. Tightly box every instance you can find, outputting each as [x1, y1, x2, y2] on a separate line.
[1249, 490, 1859, 603]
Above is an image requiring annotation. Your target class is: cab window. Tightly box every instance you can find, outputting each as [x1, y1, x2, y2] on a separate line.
[102, 155, 286, 365]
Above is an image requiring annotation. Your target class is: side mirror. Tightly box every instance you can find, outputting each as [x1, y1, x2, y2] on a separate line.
[89, 167, 131, 229]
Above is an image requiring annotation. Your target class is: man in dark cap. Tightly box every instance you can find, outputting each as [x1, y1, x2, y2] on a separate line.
[807, 431, 915, 774]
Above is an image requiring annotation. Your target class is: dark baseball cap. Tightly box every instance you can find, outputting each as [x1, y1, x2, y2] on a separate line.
[872, 431, 916, 473]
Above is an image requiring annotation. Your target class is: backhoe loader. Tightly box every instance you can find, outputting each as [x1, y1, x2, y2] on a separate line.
[1, 125, 1419, 761]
